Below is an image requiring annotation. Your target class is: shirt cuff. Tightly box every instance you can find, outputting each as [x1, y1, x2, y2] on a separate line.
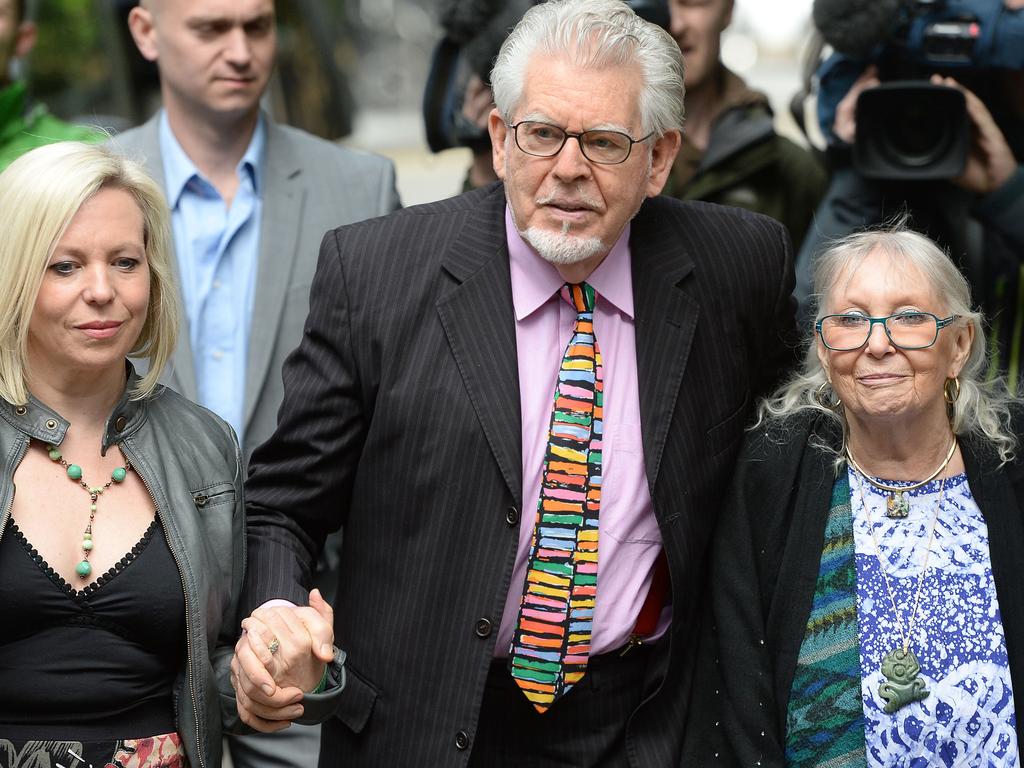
[257, 598, 298, 611]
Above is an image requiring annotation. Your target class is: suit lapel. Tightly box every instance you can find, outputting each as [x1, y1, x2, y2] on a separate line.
[244, 118, 305, 430]
[630, 203, 699, 496]
[436, 188, 523, 505]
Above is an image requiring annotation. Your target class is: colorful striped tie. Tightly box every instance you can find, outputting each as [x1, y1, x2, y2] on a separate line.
[510, 282, 603, 713]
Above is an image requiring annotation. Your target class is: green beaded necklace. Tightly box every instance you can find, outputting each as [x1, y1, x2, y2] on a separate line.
[45, 443, 130, 579]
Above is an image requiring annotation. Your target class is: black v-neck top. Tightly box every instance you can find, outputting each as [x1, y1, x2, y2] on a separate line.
[0, 518, 185, 740]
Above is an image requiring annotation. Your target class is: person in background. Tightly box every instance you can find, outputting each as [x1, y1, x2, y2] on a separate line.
[110, 1, 400, 763]
[0, 141, 244, 768]
[664, 0, 827, 254]
[424, 0, 534, 190]
[229, 1, 797, 765]
[693, 224, 1023, 766]
[0, 0, 100, 170]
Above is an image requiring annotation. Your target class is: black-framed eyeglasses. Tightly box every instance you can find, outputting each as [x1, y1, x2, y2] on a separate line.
[815, 312, 959, 351]
[508, 120, 653, 165]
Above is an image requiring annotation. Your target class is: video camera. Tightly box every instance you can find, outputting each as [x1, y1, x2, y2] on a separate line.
[423, 0, 671, 154]
[813, 0, 1024, 179]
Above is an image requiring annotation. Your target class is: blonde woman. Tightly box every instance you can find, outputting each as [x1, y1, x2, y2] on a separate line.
[0, 142, 243, 767]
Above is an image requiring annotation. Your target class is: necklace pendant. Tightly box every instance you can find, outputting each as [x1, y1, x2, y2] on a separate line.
[886, 492, 910, 519]
[878, 647, 929, 713]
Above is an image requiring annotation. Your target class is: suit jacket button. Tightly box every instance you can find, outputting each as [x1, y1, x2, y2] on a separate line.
[505, 506, 519, 526]
[455, 730, 470, 750]
[475, 618, 492, 638]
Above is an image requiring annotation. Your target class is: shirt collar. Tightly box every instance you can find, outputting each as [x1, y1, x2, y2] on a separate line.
[158, 109, 266, 209]
[506, 205, 634, 321]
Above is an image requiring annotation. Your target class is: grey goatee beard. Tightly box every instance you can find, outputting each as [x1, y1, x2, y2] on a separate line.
[522, 220, 606, 266]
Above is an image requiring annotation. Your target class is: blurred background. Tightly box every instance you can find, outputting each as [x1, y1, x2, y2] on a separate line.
[26, 0, 817, 206]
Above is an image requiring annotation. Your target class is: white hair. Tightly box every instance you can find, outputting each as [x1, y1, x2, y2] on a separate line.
[758, 222, 1019, 463]
[490, 0, 685, 137]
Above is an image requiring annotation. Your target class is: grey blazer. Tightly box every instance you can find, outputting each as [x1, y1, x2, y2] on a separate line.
[110, 112, 401, 456]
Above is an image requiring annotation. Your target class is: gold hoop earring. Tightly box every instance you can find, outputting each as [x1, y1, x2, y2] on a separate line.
[944, 377, 961, 404]
[815, 381, 842, 411]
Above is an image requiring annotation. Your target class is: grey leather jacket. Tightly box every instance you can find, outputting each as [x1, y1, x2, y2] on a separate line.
[0, 371, 245, 768]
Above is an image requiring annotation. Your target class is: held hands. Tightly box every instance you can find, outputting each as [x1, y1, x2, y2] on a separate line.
[230, 588, 335, 732]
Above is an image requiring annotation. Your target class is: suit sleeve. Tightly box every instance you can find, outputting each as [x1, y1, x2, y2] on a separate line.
[756, 221, 800, 399]
[691, 429, 792, 767]
[241, 228, 367, 616]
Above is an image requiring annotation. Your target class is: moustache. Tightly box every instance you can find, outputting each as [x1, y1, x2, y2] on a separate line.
[535, 190, 601, 211]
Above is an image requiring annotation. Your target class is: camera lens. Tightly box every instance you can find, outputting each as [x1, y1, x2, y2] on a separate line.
[854, 81, 969, 180]
[879, 93, 956, 167]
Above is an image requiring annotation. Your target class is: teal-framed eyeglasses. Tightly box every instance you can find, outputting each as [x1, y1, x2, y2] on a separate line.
[815, 312, 959, 351]
[508, 120, 653, 165]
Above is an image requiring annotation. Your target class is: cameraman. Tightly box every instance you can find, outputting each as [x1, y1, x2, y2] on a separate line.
[795, 1, 1024, 378]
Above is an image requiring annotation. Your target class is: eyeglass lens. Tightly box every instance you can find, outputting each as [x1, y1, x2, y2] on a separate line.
[819, 313, 939, 350]
[515, 122, 633, 164]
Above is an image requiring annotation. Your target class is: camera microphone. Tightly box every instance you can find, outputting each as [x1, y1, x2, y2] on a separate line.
[812, 0, 903, 58]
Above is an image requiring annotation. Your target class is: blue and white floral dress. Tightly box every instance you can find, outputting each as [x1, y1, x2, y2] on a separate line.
[849, 468, 1017, 767]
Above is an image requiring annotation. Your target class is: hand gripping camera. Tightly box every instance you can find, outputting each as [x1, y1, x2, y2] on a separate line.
[813, 0, 1024, 179]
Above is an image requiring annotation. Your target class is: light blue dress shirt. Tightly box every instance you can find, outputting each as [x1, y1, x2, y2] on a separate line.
[159, 111, 265, 444]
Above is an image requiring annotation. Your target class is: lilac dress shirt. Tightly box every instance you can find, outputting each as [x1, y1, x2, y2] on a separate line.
[495, 207, 669, 658]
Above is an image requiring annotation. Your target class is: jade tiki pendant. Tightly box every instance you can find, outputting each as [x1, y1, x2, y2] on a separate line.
[878, 648, 929, 713]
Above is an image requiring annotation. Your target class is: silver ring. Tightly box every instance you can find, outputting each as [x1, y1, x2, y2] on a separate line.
[268, 637, 280, 655]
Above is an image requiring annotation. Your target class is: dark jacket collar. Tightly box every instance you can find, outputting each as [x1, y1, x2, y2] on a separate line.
[0, 362, 149, 456]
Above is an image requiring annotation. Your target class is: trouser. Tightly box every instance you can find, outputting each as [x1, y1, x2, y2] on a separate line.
[468, 644, 658, 768]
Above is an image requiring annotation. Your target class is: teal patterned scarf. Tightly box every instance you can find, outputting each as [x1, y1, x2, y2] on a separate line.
[784, 471, 867, 767]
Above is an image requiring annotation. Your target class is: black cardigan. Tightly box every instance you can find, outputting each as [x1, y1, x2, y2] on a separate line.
[681, 410, 1024, 767]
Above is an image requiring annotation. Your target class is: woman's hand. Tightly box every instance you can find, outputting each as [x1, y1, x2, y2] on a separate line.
[230, 589, 335, 731]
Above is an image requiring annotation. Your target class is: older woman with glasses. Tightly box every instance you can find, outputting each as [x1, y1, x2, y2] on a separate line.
[688, 225, 1024, 766]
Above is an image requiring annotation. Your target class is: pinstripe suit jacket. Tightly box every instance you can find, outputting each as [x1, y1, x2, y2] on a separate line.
[244, 182, 798, 766]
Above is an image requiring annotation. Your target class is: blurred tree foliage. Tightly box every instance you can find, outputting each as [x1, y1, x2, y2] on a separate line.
[28, 0, 122, 119]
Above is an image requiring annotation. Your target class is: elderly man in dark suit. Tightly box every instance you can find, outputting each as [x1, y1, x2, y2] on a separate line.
[230, 1, 797, 765]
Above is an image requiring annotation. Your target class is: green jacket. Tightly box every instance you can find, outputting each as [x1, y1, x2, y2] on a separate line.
[665, 70, 827, 254]
[0, 81, 101, 171]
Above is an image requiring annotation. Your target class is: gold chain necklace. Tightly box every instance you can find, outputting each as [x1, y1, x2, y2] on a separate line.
[45, 442, 131, 579]
[846, 437, 957, 519]
[852, 470, 945, 713]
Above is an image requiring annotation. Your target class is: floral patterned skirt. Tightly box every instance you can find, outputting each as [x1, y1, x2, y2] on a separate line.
[0, 732, 186, 768]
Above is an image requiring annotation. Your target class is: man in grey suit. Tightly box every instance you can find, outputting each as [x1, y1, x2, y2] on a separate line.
[110, 0, 399, 764]
[231, 1, 796, 765]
